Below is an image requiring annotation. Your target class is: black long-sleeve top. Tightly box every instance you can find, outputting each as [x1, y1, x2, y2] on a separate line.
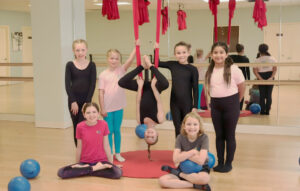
[230, 55, 250, 80]
[65, 61, 97, 104]
[159, 61, 198, 108]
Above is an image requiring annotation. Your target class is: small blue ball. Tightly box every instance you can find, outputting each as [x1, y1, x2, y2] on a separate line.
[8, 176, 31, 191]
[165, 111, 172, 121]
[250, 103, 261, 114]
[135, 124, 147, 139]
[20, 159, 40, 179]
[179, 160, 202, 174]
[207, 152, 216, 168]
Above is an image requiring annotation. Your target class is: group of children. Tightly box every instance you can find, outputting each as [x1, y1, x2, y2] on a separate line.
[61, 38, 248, 190]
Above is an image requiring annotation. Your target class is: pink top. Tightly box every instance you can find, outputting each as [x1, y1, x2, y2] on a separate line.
[99, 66, 126, 112]
[209, 64, 245, 98]
[254, 56, 276, 73]
[76, 120, 109, 163]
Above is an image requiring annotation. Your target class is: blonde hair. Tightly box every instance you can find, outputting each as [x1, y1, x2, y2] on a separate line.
[72, 39, 88, 50]
[195, 49, 204, 58]
[180, 112, 205, 136]
[106, 49, 122, 63]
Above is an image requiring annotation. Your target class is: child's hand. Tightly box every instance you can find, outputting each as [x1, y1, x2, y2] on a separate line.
[71, 164, 90, 168]
[135, 39, 140, 46]
[101, 110, 107, 118]
[71, 102, 79, 115]
[137, 77, 144, 88]
[192, 108, 198, 113]
[143, 55, 152, 69]
[154, 42, 159, 49]
[151, 77, 157, 88]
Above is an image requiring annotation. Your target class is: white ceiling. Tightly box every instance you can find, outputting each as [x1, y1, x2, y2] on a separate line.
[0, 0, 300, 12]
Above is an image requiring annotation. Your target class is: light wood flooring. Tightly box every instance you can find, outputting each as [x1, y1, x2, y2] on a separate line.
[0, 120, 300, 191]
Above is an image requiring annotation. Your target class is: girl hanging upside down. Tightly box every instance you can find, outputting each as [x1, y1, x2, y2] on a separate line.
[118, 55, 169, 158]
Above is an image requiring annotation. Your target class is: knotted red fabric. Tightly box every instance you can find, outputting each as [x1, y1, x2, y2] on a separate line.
[253, 0, 267, 30]
[138, 0, 150, 25]
[161, 6, 169, 35]
[102, 0, 120, 20]
[177, 10, 187, 31]
[209, 0, 220, 42]
[227, 0, 236, 45]
[154, 0, 162, 68]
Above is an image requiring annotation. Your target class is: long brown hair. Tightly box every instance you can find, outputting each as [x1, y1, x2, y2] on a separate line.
[205, 42, 233, 90]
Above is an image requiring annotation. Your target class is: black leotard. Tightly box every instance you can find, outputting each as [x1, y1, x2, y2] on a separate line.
[118, 65, 169, 124]
[159, 61, 198, 137]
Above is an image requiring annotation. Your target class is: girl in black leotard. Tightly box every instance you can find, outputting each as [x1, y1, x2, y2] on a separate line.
[158, 42, 199, 137]
[65, 39, 97, 146]
[118, 55, 169, 151]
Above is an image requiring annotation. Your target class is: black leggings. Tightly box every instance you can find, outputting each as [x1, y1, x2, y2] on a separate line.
[211, 93, 240, 165]
[57, 161, 122, 179]
[258, 72, 274, 114]
[68, 101, 85, 146]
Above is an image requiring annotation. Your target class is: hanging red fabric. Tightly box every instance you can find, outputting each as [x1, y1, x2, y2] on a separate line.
[253, 0, 267, 30]
[227, 0, 236, 45]
[209, 0, 220, 42]
[161, 6, 169, 35]
[102, 0, 120, 20]
[132, 0, 142, 77]
[177, 10, 187, 31]
[138, 0, 151, 25]
[154, 0, 162, 68]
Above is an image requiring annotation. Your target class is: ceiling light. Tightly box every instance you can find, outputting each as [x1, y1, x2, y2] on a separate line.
[94, 2, 131, 6]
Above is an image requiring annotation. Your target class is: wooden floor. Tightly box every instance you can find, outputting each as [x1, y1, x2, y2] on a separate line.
[0, 120, 300, 191]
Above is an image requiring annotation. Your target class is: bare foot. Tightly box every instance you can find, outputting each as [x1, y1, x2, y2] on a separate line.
[92, 162, 112, 171]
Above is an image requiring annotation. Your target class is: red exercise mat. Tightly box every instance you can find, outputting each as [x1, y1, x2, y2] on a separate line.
[114, 150, 174, 178]
[198, 110, 252, 118]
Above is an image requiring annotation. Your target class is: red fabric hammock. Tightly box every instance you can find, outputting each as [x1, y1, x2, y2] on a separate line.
[253, 0, 267, 30]
[161, 6, 169, 35]
[177, 10, 187, 31]
[209, 0, 220, 42]
[138, 0, 150, 25]
[132, 0, 162, 74]
[102, 0, 120, 20]
[227, 0, 236, 45]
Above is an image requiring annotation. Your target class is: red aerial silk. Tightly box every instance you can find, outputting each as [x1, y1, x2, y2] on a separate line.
[209, 0, 220, 42]
[154, 0, 162, 68]
[138, 0, 150, 25]
[177, 10, 187, 31]
[227, 0, 236, 45]
[253, 0, 267, 30]
[102, 0, 120, 20]
[161, 6, 169, 35]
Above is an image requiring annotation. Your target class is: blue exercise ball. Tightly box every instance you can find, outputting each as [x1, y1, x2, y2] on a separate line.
[207, 152, 216, 169]
[20, 159, 40, 179]
[165, 111, 172, 121]
[250, 103, 261, 114]
[135, 124, 147, 139]
[8, 176, 31, 191]
[179, 160, 202, 174]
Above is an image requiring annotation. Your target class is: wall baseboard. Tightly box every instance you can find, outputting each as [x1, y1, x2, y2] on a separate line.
[123, 120, 300, 136]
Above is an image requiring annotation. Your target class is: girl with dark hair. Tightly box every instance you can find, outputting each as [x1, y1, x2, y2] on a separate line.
[205, 42, 245, 173]
[253, 43, 277, 115]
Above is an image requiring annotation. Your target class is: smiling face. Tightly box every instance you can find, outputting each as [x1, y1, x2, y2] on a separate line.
[83, 106, 99, 125]
[211, 45, 228, 66]
[174, 45, 189, 64]
[73, 42, 87, 60]
[144, 128, 158, 145]
[184, 116, 200, 138]
[107, 51, 121, 69]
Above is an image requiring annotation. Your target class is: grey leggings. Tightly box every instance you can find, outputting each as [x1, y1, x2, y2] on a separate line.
[57, 161, 122, 179]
